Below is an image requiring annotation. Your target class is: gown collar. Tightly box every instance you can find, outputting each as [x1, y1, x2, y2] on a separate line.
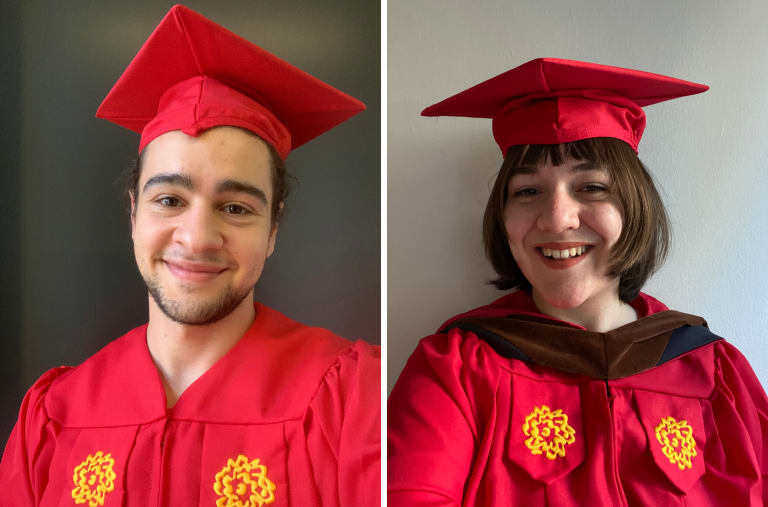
[439, 291, 716, 380]
[46, 303, 352, 427]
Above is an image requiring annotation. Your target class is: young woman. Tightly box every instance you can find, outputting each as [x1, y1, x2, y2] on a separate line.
[388, 58, 768, 506]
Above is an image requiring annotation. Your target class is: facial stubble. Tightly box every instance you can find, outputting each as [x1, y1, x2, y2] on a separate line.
[143, 273, 254, 326]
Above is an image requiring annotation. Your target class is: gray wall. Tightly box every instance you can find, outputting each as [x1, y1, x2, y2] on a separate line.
[389, 0, 768, 392]
[2, 1, 379, 447]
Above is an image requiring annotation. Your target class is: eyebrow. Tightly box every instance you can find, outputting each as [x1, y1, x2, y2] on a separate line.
[142, 173, 268, 205]
[143, 173, 195, 193]
[215, 179, 268, 206]
[512, 160, 602, 176]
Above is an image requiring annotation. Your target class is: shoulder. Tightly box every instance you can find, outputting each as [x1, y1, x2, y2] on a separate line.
[48, 325, 147, 387]
[319, 339, 380, 387]
[247, 303, 380, 413]
[19, 366, 75, 421]
[309, 341, 380, 421]
[395, 293, 535, 392]
[711, 339, 768, 401]
[713, 338, 759, 367]
[3, 365, 73, 457]
[0, 366, 72, 501]
[252, 302, 379, 370]
[41, 324, 166, 426]
[417, 327, 501, 368]
[246, 305, 380, 425]
[392, 328, 506, 413]
[43, 324, 147, 393]
[253, 303, 351, 350]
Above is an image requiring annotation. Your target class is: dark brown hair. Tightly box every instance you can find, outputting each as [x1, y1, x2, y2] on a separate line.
[123, 129, 291, 227]
[482, 137, 669, 303]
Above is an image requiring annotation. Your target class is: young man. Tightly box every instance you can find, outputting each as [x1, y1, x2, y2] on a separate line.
[0, 5, 379, 506]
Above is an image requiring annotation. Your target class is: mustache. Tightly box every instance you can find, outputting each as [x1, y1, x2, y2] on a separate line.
[159, 253, 232, 267]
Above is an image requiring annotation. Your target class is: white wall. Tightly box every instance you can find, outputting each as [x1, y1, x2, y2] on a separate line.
[388, 0, 768, 392]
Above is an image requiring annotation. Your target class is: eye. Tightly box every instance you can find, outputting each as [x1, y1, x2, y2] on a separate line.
[513, 187, 539, 198]
[222, 203, 252, 216]
[581, 184, 608, 193]
[155, 196, 182, 208]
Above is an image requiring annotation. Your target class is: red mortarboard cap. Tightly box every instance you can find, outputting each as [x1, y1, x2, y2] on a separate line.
[421, 58, 708, 154]
[96, 4, 365, 159]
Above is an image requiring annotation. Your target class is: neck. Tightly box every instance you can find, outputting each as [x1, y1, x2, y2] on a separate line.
[145, 295, 256, 408]
[531, 288, 637, 332]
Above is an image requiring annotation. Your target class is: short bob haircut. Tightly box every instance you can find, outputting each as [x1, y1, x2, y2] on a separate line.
[482, 137, 669, 303]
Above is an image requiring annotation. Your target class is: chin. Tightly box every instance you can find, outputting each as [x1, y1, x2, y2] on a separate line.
[154, 289, 252, 326]
[535, 284, 591, 310]
[143, 269, 256, 326]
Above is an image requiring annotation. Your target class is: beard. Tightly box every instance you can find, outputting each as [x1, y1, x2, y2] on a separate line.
[143, 275, 254, 326]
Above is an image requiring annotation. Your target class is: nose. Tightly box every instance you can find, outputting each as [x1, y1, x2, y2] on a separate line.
[172, 204, 224, 253]
[536, 187, 580, 233]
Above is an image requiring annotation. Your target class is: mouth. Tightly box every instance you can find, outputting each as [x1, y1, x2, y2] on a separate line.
[163, 260, 227, 282]
[534, 243, 593, 269]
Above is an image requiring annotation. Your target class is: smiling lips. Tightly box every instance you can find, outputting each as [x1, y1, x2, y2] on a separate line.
[163, 260, 227, 282]
[535, 243, 592, 270]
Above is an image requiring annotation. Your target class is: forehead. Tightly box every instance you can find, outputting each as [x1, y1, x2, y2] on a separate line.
[139, 127, 273, 192]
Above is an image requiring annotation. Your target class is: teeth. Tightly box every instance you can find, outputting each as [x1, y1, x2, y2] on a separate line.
[541, 246, 588, 259]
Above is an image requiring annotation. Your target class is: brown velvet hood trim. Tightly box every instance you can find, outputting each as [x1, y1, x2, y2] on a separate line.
[452, 311, 708, 380]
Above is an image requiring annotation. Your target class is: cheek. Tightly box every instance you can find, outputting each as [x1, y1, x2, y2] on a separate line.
[134, 216, 168, 245]
[592, 204, 623, 247]
[503, 207, 532, 253]
[132, 215, 176, 262]
[234, 229, 273, 265]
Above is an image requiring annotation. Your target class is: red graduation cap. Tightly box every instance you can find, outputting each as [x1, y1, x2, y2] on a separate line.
[421, 58, 708, 154]
[96, 4, 365, 159]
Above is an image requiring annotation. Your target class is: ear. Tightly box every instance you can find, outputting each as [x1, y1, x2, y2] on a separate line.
[266, 201, 283, 258]
[129, 191, 137, 240]
[266, 225, 278, 258]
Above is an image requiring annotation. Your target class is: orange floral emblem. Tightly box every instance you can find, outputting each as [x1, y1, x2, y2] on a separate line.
[522, 404, 576, 460]
[71, 451, 117, 507]
[655, 415, 697, 470]
[213, 454, 276, 507]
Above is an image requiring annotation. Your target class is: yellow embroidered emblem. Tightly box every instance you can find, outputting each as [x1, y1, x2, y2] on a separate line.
[71, 451, 117, 507]
[522, 404, 576, 460]
[655, 415, 697, 470]
[213, 454, 276, 507]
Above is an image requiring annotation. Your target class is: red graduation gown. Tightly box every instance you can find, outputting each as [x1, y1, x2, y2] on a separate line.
[0, 303, 380, 506]
[388, 291, 768, 506]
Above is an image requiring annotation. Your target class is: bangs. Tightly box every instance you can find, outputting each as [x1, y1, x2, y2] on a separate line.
[512, 138, 610, 170]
